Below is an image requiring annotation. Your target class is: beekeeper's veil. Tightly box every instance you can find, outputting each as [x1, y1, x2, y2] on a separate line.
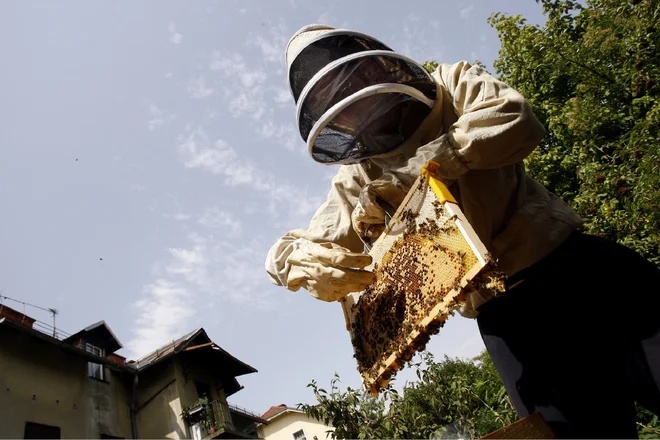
[286, 24, 437, 165]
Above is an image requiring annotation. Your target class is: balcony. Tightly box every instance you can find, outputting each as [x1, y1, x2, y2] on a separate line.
[184, 399, 260, 440]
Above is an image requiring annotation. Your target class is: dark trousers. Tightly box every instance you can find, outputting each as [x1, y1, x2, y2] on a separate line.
[477, 231, 660, 439]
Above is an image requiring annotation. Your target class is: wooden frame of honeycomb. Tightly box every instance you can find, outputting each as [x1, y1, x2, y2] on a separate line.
[340, 170, 503, 396]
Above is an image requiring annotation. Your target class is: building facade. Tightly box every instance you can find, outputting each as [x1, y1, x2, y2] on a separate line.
[0, 304, 264, 439]
[258, 405, 334, 440]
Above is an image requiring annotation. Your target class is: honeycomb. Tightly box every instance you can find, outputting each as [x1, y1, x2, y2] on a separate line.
[341, 175, 506, 396]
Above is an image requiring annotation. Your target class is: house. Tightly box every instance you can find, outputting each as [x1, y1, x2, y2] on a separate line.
[258, 405, 334, 440]
[0, 303, 265, 439]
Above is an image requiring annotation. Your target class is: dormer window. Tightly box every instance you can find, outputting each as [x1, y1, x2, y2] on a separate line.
[85, 343, 105, 381]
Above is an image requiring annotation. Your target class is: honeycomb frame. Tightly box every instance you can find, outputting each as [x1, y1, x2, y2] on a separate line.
[341, 174, 495, 396]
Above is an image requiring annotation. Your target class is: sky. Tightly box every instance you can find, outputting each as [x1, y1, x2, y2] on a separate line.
[0, 0, 547, 416]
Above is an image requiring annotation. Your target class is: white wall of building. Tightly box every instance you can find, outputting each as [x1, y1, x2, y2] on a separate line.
[259, 411, 334, 440]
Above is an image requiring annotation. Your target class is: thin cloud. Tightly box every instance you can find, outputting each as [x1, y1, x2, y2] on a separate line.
[250, 36, 282, 65]
[273, 87, 292, 105]
[257, 121, 298, 152]
[167, 246, 209, 287]
[165, 213, 192, 221]
[209, 50, 300, 153]
[210, 52, 264, 88]
[128, 234, 275, 356]
[168, 21, 183, 45]
[177, 125, 323, 226]
[175, 236, 277, 307]
[179, 128, 259, 187]
[460, 5, 475, 19]
[247, 22, 288, 66]
[317, 10, 335, 25]
[129, 183, 147, 192]
[396, 17, 447, 65]
[210, 51, 267, 120]
[127, 279, 194, 357]
[148, 104, 176, 131]
[187, 76, 214, 99]
[211, 238, 275, 306]
[198, 207, 242, 235]
[228, 92, 265, 120]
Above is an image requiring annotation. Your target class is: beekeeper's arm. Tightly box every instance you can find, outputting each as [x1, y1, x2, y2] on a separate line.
[265, 164, 375, 302]
[353, 61, 546, 233]
[405, 60, 546, 179]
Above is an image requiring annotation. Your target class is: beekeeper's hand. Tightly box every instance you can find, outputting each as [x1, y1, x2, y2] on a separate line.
[351, 175, 409, 243]
[285, 239, 375, 302]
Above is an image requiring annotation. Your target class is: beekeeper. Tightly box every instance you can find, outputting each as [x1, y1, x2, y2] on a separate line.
[265, 25, 660, 438]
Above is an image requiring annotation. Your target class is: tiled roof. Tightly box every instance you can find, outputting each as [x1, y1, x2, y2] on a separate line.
[261, 404, 293, 420]
[131, 328, 203, 369]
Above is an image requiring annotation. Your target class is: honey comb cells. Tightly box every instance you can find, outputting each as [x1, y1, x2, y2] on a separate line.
[341, 176, 506, 396]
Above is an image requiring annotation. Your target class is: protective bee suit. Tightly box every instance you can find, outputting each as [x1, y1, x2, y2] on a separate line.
[266, 24, 581, 312]
[265, 25, 660, 438]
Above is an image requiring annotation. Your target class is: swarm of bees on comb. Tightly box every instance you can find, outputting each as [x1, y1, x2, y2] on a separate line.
[341, 175, 507, 396]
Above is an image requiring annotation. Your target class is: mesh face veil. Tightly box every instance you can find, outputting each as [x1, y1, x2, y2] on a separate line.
[286, 25, 437, 165]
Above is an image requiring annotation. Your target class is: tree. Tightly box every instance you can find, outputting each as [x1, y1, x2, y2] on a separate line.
[489, 4, 660, 432]
[299, 351, 516, 439]
[489, 0, 660, 266]
[302, 351, 659, 439]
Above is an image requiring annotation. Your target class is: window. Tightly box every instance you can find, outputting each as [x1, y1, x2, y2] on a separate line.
[195, 381, 211, 400]
[85, 343, 105, 381]
[24, 422, 61, 439]
[292, 429, 306, 440]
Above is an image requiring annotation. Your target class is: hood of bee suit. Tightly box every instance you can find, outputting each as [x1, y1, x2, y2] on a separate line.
[285, 24, 437, 165]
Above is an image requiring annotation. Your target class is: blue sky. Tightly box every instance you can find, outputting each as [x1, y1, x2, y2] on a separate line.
[0, 0, 546, 415]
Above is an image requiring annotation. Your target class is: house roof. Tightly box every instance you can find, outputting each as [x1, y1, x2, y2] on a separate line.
[0, 317, 132, 371]
[182, 341, 257, 376]
[261, 404, 304, 421]
[132, 328, 256, 375]
[229, 404, 269, 424]
[63, 320, 123, 353]
[131, 327, 203, 370]
[1, 311, 257, 397]
[129, 328, 257, 396]
[0, 304, 36, 329]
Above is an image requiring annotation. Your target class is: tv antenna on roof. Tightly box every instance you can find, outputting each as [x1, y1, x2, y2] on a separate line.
[48, 308, 59, 338]
[0, 293, 60, 338]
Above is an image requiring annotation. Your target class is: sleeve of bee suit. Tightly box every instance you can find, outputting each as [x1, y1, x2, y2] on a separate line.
[401, 61, 546, 182]
[265, 164, 369, 290]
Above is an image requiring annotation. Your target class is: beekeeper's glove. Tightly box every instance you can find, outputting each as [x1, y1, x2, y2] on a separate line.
[286, 239, 375, 302]
[351, 174, 409, 243]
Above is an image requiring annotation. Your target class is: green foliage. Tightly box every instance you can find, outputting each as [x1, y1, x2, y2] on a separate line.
[180, 397, 216, 432]
[637, 404, 660, 439]
[488, 0, 660, 266]
[423, 61, 439, 74]
[299, 351, 516, 439]
[423, 59, 489, 74]
[302, 351, 659, 438]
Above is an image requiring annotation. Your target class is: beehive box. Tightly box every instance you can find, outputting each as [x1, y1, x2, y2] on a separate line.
[341, 172, 505, 395]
